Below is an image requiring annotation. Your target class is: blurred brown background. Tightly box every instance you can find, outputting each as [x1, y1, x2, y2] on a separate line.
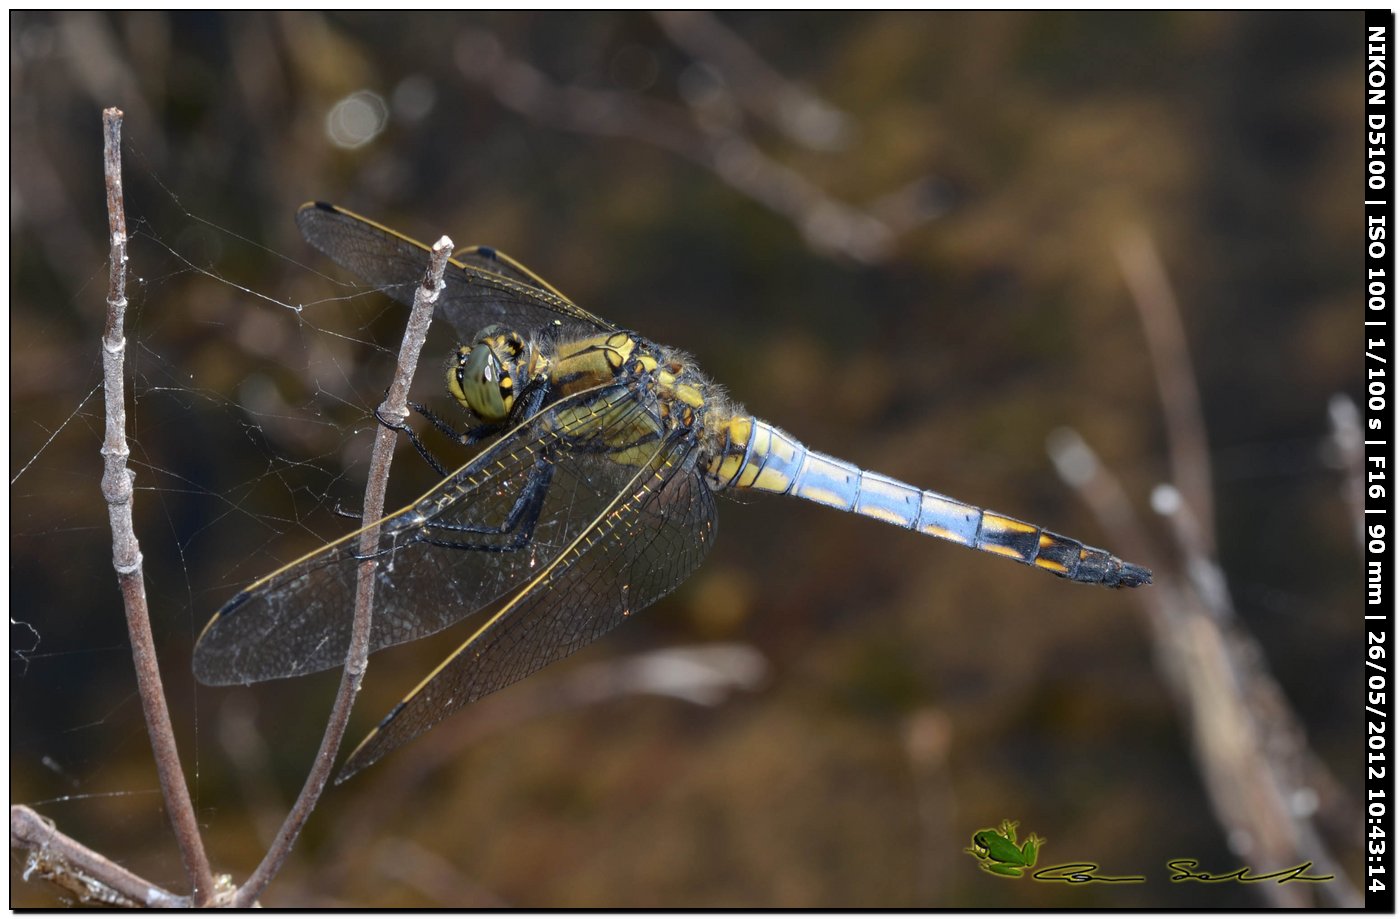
[11, 11, 1363, 907]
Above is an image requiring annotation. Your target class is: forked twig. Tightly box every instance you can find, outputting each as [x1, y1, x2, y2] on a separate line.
[232, 233, 452, 906]
[14, 112, 465, 908]
[99, 107, 221, 902]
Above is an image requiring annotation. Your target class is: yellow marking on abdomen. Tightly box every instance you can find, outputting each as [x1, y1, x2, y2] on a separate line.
[751, 465, 795, 493]
[981, 514, 1038, 535]
[859, 503, 915, 526]
[917, 493, 978, 546]
[920, 524, 963, 543]
[792, 484, 848, 508]
[791, 454, 860, 511]
[853, 472, 920, 528]
[745, 433, 803, 490]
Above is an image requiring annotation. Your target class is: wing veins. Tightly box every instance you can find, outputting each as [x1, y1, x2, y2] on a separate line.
[340, 428, 695, 777]
[192, 383, 650, 684]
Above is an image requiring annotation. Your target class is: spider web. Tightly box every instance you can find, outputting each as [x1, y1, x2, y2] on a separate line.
[9, 151, 477, 870]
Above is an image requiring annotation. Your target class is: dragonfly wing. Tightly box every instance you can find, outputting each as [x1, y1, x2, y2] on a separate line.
[338, 429, 717, 779]
[295, 202, 614, 340]
[193, 384, 656, 686]
[452, 244, 571, 302]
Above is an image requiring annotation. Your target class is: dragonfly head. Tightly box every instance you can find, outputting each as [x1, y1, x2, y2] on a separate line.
[447, 325, 532, 422]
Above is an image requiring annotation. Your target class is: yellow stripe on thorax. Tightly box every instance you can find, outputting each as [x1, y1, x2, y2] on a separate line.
[549, 332, 640, 396]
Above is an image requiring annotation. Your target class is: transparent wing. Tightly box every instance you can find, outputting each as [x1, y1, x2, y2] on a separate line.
[192, 383, 657, 686]
[452, 244, 571, 302]
[295, 202, 613, 341]
[339, 429, 717, 779]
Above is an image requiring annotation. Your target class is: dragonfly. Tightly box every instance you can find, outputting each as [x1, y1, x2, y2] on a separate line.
[194, 203, 1151, 780]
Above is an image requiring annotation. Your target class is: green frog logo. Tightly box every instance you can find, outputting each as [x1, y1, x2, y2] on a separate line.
[965, 820, 1045, 878]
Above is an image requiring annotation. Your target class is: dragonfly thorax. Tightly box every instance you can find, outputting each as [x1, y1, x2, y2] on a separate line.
[447, 325, 538, 422]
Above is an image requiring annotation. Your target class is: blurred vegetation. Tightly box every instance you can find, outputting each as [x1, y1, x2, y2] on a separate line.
[11, 11, 1362, 907]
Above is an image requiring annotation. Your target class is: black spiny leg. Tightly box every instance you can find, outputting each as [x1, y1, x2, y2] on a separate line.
[397, 381, 555, 465]
[375, 378, 557, 482]
[417, 453, 555, 553]
[350, 452, 556, 564]
[410, 400, 493, 446]
[374, 403, 457, 479]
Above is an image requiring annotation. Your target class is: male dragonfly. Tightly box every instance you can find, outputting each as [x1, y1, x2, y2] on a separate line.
[194, 203, 1150, 779]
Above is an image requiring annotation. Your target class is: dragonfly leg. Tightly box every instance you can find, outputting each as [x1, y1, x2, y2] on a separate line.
[371, 400, 512, 478]
[415, 455, 555, 554]
[331, 498, 365, 521]
[385, 382, 560, 480]
[371, 403, 454, 479]
[407, 396, 538, 449]
[410, 400, 475, 442]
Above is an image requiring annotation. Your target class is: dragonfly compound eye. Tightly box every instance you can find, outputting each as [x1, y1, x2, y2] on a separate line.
[447, 341, 512, 422]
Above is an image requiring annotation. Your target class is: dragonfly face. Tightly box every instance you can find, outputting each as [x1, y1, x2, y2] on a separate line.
[446, 325, 536, 422]
[192, 202, 1151, 780]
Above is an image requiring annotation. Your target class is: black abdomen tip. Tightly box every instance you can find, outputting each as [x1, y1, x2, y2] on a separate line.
[1115, 562, 1153, 589]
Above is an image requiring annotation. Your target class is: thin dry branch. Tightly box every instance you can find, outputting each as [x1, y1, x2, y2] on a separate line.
[232, 232, 452, 907]
[100, 106, 216, 905]
[14, 105, 217, 909]
[10, 805, 185, 908]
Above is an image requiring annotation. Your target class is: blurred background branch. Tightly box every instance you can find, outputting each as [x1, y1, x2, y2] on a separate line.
[1048, 226, 1362, 907]
[453, 16, 949, 264]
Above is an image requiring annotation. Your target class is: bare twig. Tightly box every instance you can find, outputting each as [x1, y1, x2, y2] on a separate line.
[453, 27, 943, 264]
[96, 106, 216, 906]
[233, 233, 452, 906]
[10, 805, 185, 908]
[14, 105, 217, 909]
